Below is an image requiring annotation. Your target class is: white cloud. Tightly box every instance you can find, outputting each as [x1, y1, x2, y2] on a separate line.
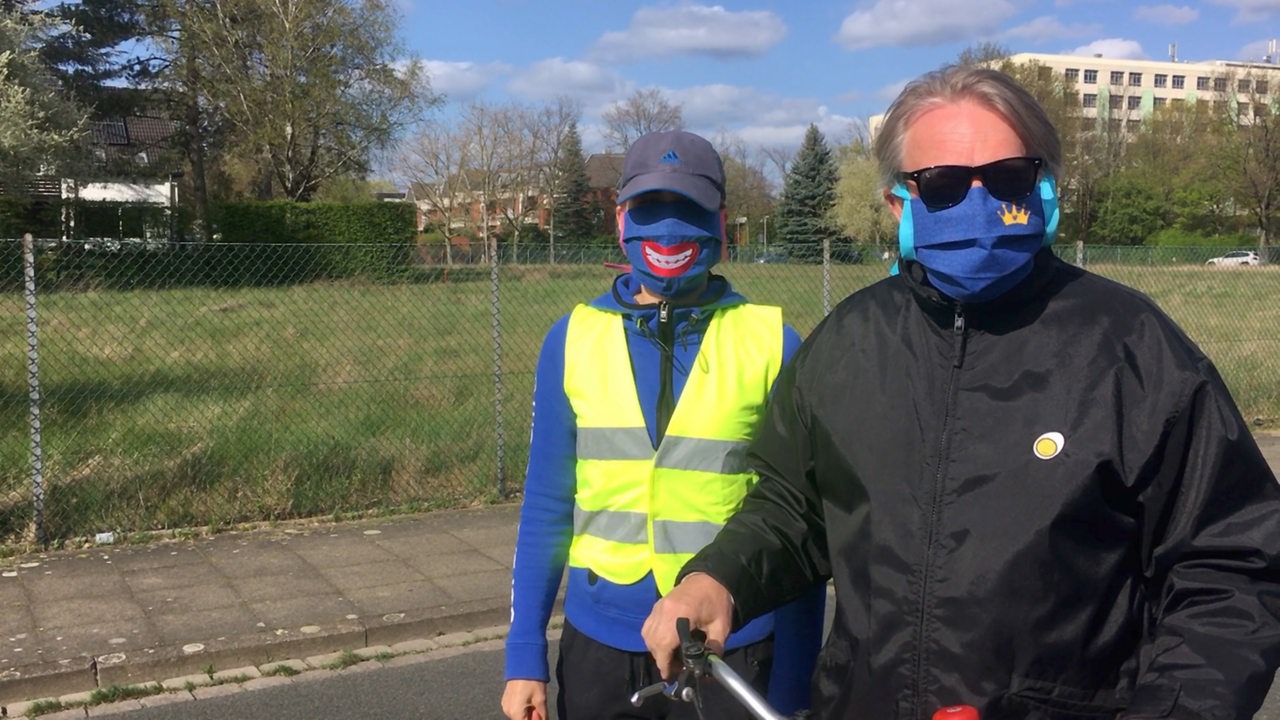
[1209, 0, 1280, 24]
[423, 60, 511, 101]
[665, 84, 824, 130]
[506, 58, 626, 102]
[589, 5, 786, 63]
[1065, 38, 1147, 60]
[1132, 4, 1198, 24]
[834, 0, 1018, 50]
[1001, 16, 1100, 41]
[748, 109, 865, 146]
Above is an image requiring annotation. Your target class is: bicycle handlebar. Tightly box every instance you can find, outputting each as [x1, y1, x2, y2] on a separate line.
[629, 617, 788, 720]
[632, 617, 980, 720]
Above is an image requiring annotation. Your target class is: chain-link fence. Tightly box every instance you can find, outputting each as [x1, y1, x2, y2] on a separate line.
[3, 236, 1277, 551]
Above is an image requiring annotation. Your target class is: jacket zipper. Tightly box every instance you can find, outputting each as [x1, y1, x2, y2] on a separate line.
[655, 301, 674, 444]
[911, 308, 967, 715]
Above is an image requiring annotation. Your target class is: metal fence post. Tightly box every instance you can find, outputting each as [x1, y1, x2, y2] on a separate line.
[22, 233, 46, 545]
[489, 235, 507, 496]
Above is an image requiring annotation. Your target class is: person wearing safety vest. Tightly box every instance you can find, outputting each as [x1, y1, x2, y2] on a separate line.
[501, 130, 826, 720]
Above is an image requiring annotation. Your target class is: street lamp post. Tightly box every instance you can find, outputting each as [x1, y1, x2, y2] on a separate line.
[167, 170, 184, 243]
[762, 215, 769, 254]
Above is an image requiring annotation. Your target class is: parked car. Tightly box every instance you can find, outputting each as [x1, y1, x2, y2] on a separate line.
[1206, 250, 1261, 266]
[754, 251, 789, 264]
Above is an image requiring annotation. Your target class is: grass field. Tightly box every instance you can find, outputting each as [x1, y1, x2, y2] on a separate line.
[1, 261, 1276, 547]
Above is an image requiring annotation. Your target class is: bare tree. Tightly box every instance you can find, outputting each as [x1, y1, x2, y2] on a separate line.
[491, 98, 581, 263]
[526, 97, 581, 262]
[397, 98, 580, 265]
[601, 88, 683, 152]
[396, 118, 470, 264]
[759, 145, 793, 182]
[711, 131, 775, 247]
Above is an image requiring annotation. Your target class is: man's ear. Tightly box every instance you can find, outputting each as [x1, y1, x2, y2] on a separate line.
[883, 188, 905, 222]
[616, 205, 627, 254]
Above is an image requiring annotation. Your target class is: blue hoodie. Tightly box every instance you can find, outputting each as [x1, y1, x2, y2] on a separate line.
[505, 272, 826, 714]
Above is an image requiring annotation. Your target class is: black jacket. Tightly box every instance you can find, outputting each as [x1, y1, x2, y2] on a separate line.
[683, 250, 1280, 720]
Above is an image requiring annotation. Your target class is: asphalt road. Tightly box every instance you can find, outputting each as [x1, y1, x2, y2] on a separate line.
[102, 635, 1280, 720]
[114, 640, 523, 720]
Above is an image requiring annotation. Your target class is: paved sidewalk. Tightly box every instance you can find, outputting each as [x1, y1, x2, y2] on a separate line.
[0, 433, 1277, 716]
[0, 504, 523, 711]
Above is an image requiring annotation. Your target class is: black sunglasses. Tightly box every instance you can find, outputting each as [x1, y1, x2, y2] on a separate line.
[900, 156, 1042, 210]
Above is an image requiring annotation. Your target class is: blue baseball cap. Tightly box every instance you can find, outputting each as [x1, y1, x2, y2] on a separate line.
[617, 131, 726, 211]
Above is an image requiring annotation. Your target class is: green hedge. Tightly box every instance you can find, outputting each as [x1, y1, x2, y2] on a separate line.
[206, 201, 416, 286]
[3, 200, 417, 291]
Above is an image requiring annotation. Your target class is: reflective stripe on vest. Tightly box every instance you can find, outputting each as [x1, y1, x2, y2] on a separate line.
[563, 302, 783, 594]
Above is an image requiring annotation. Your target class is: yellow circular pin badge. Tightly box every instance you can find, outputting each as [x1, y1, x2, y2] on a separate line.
[1033, 432, 1065, 460]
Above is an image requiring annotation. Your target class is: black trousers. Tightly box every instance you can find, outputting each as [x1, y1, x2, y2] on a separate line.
[555, 619, 775, 720]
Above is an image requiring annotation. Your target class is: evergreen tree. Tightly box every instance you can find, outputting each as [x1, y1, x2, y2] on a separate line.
[550, 122, 594, 246]
[40, 0, 157, 116]
[776, 124, 840, 261]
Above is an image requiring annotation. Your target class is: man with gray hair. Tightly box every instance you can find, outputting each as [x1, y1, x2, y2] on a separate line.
[642, 65, 1280, 720]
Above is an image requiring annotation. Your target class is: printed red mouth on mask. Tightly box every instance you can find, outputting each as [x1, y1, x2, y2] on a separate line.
[639, 240, 702, 277]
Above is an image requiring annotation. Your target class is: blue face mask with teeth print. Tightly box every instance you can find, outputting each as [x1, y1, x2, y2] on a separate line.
[892, 176, 1059, 303]
[621, 200, 722, 299]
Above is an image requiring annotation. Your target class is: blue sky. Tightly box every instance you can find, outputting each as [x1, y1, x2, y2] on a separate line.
[399, 0, 1279, 156]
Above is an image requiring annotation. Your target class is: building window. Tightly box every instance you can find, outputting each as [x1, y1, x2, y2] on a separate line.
[1154, 74, 1168, 88]
[1154, 97, 1167, 108]
[1172, 75, 1185, 89]
[1109, 95, 1123, 110]
[1082, 94, 1098, 108]
[1238, 79, 1251, 93]
[1196, 76, 1209, 90]
[1127, 119, 1142, 132]
[134, 151, 149, 166]
[1213, 77, 1227, 92]
[1238, 102, 1250, 118]
[1257, 80, 1269, 94]
[1257, 104, 1271, 118]
[1083, 69, 1098, 84]
[1110, 70, 1124, 85]
[1127, 95, 1142, 110]
[1065, 68, 1080, 82]
[1129, 72, 1142, 86]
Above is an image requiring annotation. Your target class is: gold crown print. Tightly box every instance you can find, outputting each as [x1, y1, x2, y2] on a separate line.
[998, 203, 1030, 226]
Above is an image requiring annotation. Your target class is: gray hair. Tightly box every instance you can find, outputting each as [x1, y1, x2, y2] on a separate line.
[872, 65, 1062, 189]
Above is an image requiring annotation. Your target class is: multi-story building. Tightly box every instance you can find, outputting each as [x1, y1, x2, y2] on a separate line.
[1010, 50, 1280, 130]
[407, 153, 624, 240]
[868, 47, 1280, 139]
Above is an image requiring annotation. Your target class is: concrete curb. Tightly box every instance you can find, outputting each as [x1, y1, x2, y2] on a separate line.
[1, 618, 538, 719]
[0, 599, 513, 711]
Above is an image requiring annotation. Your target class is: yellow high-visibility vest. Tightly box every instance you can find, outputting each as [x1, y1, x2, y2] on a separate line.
[563, 303, 784, 595]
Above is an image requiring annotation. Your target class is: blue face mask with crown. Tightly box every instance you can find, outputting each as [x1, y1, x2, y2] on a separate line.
[892, 176, 1059, 303]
